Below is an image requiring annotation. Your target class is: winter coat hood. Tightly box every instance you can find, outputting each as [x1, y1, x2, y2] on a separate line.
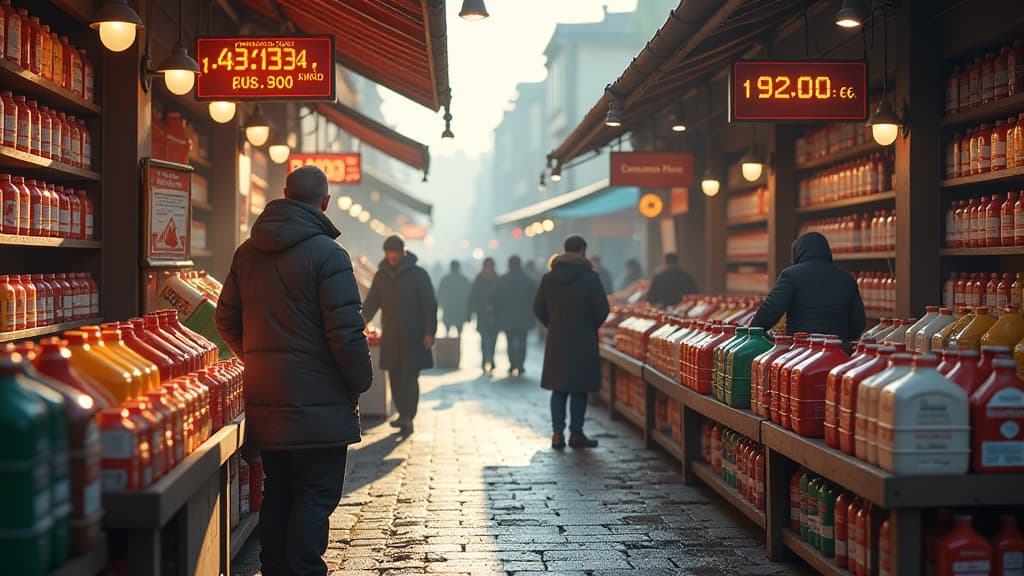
[250, 199, 340, 253]
[792, 232, 833, 264]
[378, 251, 420, 277]
[549, 253, 594, 285]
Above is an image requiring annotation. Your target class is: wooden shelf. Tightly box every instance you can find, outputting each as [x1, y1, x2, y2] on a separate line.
[691, 461, 766, 530]
[782, 530, 852, 576]
[49, 533, 108, 576]
[0, 58, 101, 117]
[796, 141, 882, 171]
[231, 512, 260, 559]
[644, 366, 689, 405]
[941, 166, 1024, 189]
[650, 429, 684, 461]
[832, 251, 896, 261]
[0, 317, 103, 344]
[0, 234, 101, 249]
[795, 192, 896, 215]
[0, 145, 102, 181]
[616, 403, 646, 431]
[599, 345, 644, 378]
[643, 366, 765, 440]
[726, 214, 769, 227]
[726, 258, 769, 266]
[941, 93, 1024, 128]
[939, 246, 1024, 256]
[104, 416, 246, 529]
[191, 248, 214, 258]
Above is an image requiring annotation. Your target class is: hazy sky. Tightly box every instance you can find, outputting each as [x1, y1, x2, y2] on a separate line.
[379, 0, 638, 160]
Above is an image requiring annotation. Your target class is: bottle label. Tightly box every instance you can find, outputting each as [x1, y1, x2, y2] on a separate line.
[60, 207, 69, 234]
[836, 539, 847, 558]
[6, 18, 21, 62]
[3, 198, 17, 229]
[82, 479, 100, 516]
[100, 430, 133, 459]
[994, 140, 1007, 168]
[981, 441, 1024, 467]
[952, 560, 991, 574]
[3, 108, 14, 146]
[85, 213, 93, 238]
[72, 208, 81, 236]
[101, 469, 127, 492]
[1004, 551, 1024, 570]
[16, 115, 29, 148]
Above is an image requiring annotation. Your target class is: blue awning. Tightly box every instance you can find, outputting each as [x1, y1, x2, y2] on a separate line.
[493, 179, 638, 227]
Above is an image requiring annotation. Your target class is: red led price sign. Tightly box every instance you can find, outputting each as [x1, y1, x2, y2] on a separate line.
[195, 35, 335, 101]
[288, 153, 361, 184]
[730, 60, 868, 122]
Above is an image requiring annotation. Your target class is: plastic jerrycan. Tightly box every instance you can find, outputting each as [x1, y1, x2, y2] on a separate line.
[77, 326, 146, 400]
[951, 307, 997, 351]
[981, 306, 1024, 349]
[677, 322, 703, 387]
[862, 353, 914, 466]
[791, 339, 849, 438]
[752, 335, 793, 418]
[876, 354, 971, 475]
[716, 326, 749, 402]
[936, 308, 975, 351]
[970, 357, 1024, 473]
[147, 314, 200, 373]
[920, 307, 956, 352]
[946, 349, 984, 396]
[905, 306, 940, 351]
[34, 337, 116, 410]
[993, 514, 1024, 576]
[727, 327, 773, 409]
[61, 332, 134, 404]
[936, 515, 992, 576]
[160, 309, 218, 366]
[839, 346, 893, 455]
[690, 324, 720, 390]
[769, 333, 811, 425]
[697, 325, 732, 394]
[100, 329, 160, 393]
[825, 344, 874, 448]
[111, 322, 175, 384]
[131, 317, 187, 378]
[781, 336, 825, 430]
[976, 345, 1012, 386]
[124, 401, 164, 485]
[0, 349, 53, 576]
[144, 390, 180, 472]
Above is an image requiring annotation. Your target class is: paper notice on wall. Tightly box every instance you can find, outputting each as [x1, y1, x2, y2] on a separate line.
[148, 164, 191, 260]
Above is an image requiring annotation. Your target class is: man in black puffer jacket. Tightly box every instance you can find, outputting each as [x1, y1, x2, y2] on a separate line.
[750, 232, 866, 346]
[216, 166, 372, 576]
[494, 255, 537, 377]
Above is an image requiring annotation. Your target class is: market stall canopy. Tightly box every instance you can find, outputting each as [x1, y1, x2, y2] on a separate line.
[313, 101, 431, 172]
[548, 0, 807, 166]
[493, 179, 638, 227]
[362, 165, 433, 218]
[238, 0, 450, 111]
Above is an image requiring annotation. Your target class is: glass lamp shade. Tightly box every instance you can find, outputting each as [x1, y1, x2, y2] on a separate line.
[701, 178, 721, 197]
[337, 196, 353, 211]
[835, 0, 864, 28]
[157, 43, 200, 95]
[98, 21, 137, 52]
[542, 219, 555, 232]
[868, 99, 902, 146]
[741, 161, 764, 182]
[163, 69, 195, 95]
[245, 126, 270, 147]
[268, 144, 290, 164]
[208, 101, 236, 123]
[459, 0, 489, 20]
[91, 0, 143, 52]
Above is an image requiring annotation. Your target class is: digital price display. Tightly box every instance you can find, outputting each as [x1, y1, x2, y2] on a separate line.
[195, 35, 335, 101]
[730, 60, 868, 122]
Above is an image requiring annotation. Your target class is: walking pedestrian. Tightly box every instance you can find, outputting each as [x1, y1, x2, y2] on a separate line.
[469, 257, 499, 374]
[362, 235, 438, 434]
[620, 258, 644, 290]
[438, 260, 472, 337]
[750, 232, 866, 348]
[590, 255, 615, 295]
[215, 166, 373, 576]
[494, 255, 538, 377]
[533, 235, 610, 449]
[645, 253, 698, 308]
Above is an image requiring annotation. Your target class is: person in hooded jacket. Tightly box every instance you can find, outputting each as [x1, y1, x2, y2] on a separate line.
[750, 232, 866, 346]
[493, 255, 538, 377]
[215, 166, 373, 576]
[362, 235, 438, 434]
[645, 253, 698, 308]
[437, 260, 472, 337]
[590, 255, 614, 295]
[469, 257, 499, 374]
[534, 235, 610, 449]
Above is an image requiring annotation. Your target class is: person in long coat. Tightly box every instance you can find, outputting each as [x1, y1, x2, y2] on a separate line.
[533, 235, 610, 449]
[493, 255, 538, 377]
[362, 235, 437, 433]
[437, 260, 472, 337]
[468, 258, 499, 374]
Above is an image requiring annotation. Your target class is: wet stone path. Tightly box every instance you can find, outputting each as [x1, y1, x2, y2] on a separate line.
[233, 333, 809, 576]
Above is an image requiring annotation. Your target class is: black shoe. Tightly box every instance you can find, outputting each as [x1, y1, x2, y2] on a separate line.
[389, 417, 411, 429]
[552, 433, 566, 449]
[399, 421, 414, 434]
[569, 433, 598, 448]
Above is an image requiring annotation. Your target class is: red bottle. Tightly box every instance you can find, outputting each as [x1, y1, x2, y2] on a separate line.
[878, 516, 892, 576]
[695, 324, 731, 394]
[848, 498, 864, 575]
[856, 502, 870, 576]
[118, 322, 175, 383]
[835, 491, 853, 569]
[752, 335, 793, 418]
[25, 178, 42, 236]
[825, 344, 873, 448]
[96, 408, 144, 492]
[792, 338, 849, 438]
[770, 333, 811, 424]
[938, 349, 960, 376]
[143, 315, 197, 374]
[125, 401, 164, 485]
[196, 369, 224, 432]
[782, 336, 826, 430]
[789, 469, 803, 531]
[839, 346, 892, 454]
[937, 515, 992, 576]
[926, 510, 955, 576]
[970, 357, 1024, 473]
[993, 514, 1024, 576]
[947, 349, 984, 396]
[976, 345, 1012, 385]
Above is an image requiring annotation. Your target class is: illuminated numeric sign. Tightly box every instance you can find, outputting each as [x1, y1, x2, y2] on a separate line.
[288, 153, 361, 184]
[730, 60, 868, 122]
[195, 35, 335, 101]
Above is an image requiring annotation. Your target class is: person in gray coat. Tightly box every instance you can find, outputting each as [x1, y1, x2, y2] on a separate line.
[437, 260, 471, 337]
[493, 255, 537, 377]
[362, 235, 438, 433]
[215, 166, 373, 576]
[533, 235, 610, 449]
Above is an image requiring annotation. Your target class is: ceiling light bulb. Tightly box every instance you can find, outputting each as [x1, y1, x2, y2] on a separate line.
[671, 122, 687, 132]
[244, 106, 271, 147]
[157, 42, 200, 95]
[91, 0, 144, 53]
[538, 173, 547, 192]
[348, 204, 363, 218]
[359, 211, 371, 223]
[337, 196, 353, 211]
[163, 69, 195, 95]
[459, 0, 489, 21]
[268, 144, 290, 164]
[550, 165, 562, 182]
[209, 101, 236, 123]
[835, 0, 865, 28]
[542, 219, 555, 232]
[868, 99, 902, 146]
[605, 100, 623, 127]
[740, 147, 765, 182]
[701, 176, 720, 197]
[441, 127, 454, 140]
[871, 123, 899, 146]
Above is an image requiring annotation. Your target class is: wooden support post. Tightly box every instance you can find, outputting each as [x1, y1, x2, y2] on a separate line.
[681, 407, 701, 485]
[769, 125, 799, 282]
[765, 446, 795, 562]
[608, 362, 618, 420]
[645, 379, 656, 449]
[890, 508, 922, 575]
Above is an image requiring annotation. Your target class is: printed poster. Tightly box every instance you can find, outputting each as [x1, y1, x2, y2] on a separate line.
[143, 158, 193, 266]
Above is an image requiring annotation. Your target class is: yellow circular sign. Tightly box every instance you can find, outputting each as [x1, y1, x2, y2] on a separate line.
[638, 193, 664, 218]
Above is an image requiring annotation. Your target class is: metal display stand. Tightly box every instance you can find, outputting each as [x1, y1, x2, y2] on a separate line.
[598, 344, 1024, 576]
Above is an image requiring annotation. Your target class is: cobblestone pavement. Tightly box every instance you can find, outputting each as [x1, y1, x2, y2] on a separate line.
[233, 332, 811, 576]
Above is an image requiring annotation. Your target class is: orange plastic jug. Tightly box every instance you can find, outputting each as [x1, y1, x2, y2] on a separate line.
[99, 329, 160, 394]
[61, 331, 133, 403]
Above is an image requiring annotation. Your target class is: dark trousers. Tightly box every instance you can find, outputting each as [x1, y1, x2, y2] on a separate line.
[480, 328, 497, 369]
[506, 330, 528, 371]
[260, 446, 348, 576]
[551, 391, 588, 434]
[388, 369, 420, 421]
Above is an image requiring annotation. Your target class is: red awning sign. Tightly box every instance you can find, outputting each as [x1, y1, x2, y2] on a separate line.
[288, 153, 361, 184]
[195, 35, 336, 101]
[610, 152, 694, 188]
